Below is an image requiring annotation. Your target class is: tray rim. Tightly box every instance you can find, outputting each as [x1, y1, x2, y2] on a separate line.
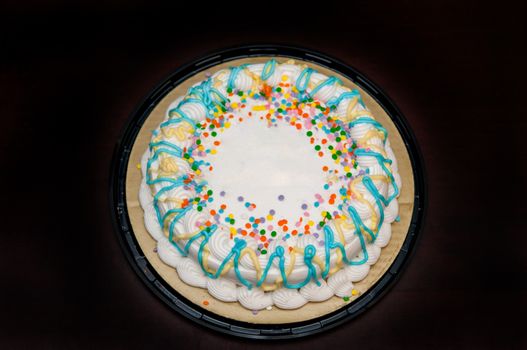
[109, 44, 427, 340]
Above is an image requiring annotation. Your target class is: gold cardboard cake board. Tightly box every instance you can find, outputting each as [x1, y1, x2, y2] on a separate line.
[124, 57, 415, 324]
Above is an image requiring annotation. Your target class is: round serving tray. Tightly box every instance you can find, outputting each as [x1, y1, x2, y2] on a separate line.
[110, 45, 426, 339]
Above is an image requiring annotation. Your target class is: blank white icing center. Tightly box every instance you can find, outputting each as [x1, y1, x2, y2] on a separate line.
[201, 115, 326, 223]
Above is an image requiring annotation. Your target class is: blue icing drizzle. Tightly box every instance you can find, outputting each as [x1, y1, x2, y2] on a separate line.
[362, 176, 386, 233]
[166, 107, 197, 128]
[296, 67, 315, 92]
[149, 140, 183, 157]
[187, 79, 228, 111]
[348, 117, 388, 143]
[303, 245, 321, 286]
[354, 149, 399, 203]
[152, 179, 186, 227]
[185, 224, 215, 253]
[178, 98, 211, 119]
[309, 76, 341, 98]
[231, 238, 253, 289]
[256, 246, 284, 287]
[227, 64, 248, 90]
[327, 89, 365, 109]
[167, 206, 193, 255]
[144, 59, 400, 290]
[261, 59, 276, 81]
[277, 244, 319, 289]
[148, 148, 182, 163]
[319, 210, 370, 280]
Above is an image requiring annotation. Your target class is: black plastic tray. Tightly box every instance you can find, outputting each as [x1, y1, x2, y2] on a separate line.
[110, 45, 426, 339]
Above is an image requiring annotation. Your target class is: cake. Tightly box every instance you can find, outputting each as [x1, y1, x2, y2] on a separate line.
[138, 59, 402, 311]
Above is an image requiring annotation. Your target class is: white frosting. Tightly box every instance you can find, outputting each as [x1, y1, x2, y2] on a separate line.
[300, 280, 334, 302]
[327, 269, 354, 297]
[140, 150, 150, 178]
[157, 236, 184, 268]
[207, 278, 238, 302]
[138, 59, 402, 310]
[143, 202, 163, 241]
[344, 264, 371, 282]
[208, 226, 235, 261]
[384, 199, 399, 223]
[365, 244, 382, 265]
[201, 115, 325, 226]
[374, 223, 392, 248]
[176, 258, 207, 288]
[179, 101, 207, 122]
[237, 286, 273, 310]
[272, 288, 308, 310]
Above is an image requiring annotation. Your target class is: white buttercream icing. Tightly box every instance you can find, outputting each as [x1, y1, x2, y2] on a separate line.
[300, 280, 334, 302]
[374, 223, 392, 248]
[206, 278, 238, 302]
[237, 286, 273, 310]
[272, 288, 308, 310]
[143, 203, 163, 241]
[327, 270, 354, 298]
[157, 236, 184, 268]
[344, 264, 371, 282]
[176, 258, 207, 288]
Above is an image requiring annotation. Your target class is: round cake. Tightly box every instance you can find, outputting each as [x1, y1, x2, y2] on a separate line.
[138, 58, 402, 311]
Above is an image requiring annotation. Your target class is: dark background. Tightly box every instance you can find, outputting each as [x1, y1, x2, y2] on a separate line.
[1, 1, 526, 349]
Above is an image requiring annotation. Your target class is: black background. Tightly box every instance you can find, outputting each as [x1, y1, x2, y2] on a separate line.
[1, 1, 526, 349]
